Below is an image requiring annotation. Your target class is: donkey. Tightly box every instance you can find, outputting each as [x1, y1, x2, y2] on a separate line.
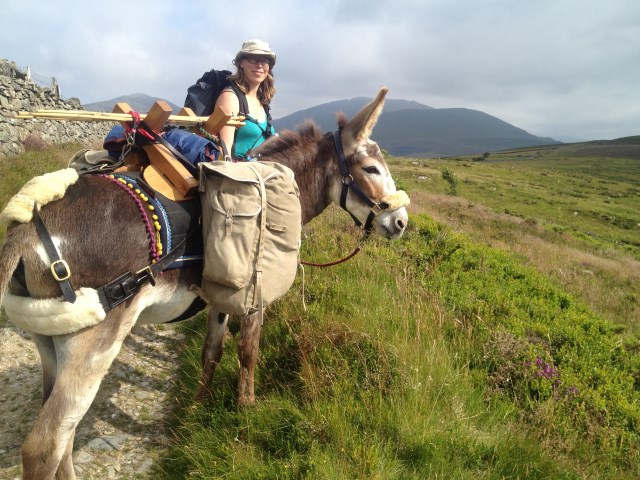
[0, 87, 407, 479]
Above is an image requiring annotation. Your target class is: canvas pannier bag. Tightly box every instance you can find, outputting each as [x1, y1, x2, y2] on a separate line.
[198, 161, 302, 316]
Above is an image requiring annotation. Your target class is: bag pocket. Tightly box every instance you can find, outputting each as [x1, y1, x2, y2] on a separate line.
[201, 175, 261, 288]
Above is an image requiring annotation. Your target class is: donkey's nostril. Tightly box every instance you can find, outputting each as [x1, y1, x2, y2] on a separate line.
[396, 218, 407, 231]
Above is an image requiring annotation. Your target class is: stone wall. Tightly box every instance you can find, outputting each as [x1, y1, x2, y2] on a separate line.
[0, 59, 113, 160]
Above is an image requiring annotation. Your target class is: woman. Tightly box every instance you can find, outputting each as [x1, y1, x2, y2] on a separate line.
[216, 39, 277, 161]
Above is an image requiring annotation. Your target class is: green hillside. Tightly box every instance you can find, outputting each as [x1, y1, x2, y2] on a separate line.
[1, 141, 638, 479]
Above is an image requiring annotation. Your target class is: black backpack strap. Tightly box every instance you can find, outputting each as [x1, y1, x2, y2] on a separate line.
[228, 82, 273, 138]
[264, 103, 273, 138]
[229, 83, 250, 116]
[219, 139, 231, 162]
[138, 122, 198, 174]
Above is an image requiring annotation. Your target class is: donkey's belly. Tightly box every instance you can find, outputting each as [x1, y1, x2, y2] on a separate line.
[136, 283, 199, 324]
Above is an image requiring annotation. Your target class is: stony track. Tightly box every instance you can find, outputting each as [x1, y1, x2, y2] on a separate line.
[0, 317, 187, 479]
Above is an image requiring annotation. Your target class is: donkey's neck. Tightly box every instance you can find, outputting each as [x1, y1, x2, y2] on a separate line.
[263, 141, 338, 225]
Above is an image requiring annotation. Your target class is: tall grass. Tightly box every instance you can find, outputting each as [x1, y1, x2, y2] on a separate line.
[0, 142, 81, 244]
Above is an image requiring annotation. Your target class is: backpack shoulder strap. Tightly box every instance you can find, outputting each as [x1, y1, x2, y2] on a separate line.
[264, 103, 273, 138]
[228, 82, 273, 139]
[228, 82, 250, 116]
[246, 163, 268, 323]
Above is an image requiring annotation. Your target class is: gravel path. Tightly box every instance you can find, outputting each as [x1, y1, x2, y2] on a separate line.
[0, 315, 188, 479]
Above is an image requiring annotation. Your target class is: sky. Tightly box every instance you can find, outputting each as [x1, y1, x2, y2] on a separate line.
[2, 0, 639, 142]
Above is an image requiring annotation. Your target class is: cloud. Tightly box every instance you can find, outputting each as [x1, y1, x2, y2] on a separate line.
[2, 0, 639, 140]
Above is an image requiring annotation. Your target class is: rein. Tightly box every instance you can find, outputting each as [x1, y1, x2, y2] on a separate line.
[300, 242, 363, 268]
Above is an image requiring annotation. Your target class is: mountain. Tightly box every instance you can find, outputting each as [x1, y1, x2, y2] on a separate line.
[273, 98, 560, 157]
[83, 93, 182, 114]
[273, 98, 433, 134]
[373, 108, 559, 157]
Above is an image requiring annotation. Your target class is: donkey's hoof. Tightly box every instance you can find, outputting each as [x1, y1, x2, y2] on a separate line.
[194, 386, 212, 403]
[237, 395, 256, 407]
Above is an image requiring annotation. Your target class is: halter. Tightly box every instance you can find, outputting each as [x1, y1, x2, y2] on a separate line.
[333, 130, 391, 235]
[300, 131, 397, 268]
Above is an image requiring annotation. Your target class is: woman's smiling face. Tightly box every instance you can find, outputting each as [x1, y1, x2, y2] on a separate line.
[240, 56, 272, 84]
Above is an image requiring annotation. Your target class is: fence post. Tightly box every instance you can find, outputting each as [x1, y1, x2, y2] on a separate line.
[52, 77, 60, 97]
[26, 66, 31, 81]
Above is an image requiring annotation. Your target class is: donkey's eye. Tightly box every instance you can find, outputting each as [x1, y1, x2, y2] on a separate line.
[363, 166, 380, 175]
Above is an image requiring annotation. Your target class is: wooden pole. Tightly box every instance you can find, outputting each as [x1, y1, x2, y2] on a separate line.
[14, 108, 244, 128]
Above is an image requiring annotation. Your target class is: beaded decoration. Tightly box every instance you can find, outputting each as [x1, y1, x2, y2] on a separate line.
[100, 174, 164, 263]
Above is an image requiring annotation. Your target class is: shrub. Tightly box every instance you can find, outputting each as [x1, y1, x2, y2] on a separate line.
[22, 133, 48, 151]
[441, 167, 458, 195]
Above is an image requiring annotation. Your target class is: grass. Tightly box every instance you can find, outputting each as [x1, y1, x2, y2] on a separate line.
[2, 142, 639, 478]
[389, 148, 640, 332]
[0, 142, 82, 244]
[162, 213, 639, 478]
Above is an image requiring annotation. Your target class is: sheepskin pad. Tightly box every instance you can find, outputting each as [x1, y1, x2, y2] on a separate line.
[2, 287, 106, 336]
[381, 190, 410, 211]
[0, 168, 79, 226]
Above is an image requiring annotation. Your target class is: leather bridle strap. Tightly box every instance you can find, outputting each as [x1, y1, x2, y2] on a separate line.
[333, 130, 389, 234]
[32, 205, 77, 303]
[301, 131, 386, 268]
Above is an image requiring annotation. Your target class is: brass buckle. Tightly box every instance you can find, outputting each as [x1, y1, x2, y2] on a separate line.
[136, 266, 156, 286]
[371, 203, 383, 215]
[50, 260, 71, 281]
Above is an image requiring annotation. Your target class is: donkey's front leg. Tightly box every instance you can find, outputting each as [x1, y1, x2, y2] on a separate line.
[21, 306, 138, 480]
[55, 436, 77, 480]
[196, 310, 229, 401]
[237, 312, 262, 406]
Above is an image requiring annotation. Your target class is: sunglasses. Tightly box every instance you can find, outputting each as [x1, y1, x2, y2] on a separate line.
[243, 56, 273, 67]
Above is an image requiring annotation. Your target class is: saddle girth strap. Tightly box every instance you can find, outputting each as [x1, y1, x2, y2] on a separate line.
[32, 205, 77, 303]
[95, 226, 200, 312]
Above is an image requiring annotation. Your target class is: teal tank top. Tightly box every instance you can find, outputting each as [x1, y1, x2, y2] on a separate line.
[234, 117, 275, 160]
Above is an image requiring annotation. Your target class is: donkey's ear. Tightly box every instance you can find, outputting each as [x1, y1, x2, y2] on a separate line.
[342, 87, 388, 150]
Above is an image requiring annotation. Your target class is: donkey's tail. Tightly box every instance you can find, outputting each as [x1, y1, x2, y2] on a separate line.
[0, 225, 27, 307]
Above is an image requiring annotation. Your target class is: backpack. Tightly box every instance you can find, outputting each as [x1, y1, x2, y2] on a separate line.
[183, 69, 273, 141]
[198, 161, 301, 318]
[184, 69, 234, 117]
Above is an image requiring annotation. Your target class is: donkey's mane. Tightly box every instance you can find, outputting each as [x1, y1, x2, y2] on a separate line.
[255, 119, 338, 223]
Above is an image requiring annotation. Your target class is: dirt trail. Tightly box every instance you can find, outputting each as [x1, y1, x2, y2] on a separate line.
[0, 317, 186, 479]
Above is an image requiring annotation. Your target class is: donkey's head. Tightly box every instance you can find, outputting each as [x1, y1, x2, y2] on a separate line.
[333, 87, 408, 239]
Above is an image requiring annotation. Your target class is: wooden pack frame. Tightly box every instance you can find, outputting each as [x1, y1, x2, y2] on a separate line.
[112, 100, 240, 201]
